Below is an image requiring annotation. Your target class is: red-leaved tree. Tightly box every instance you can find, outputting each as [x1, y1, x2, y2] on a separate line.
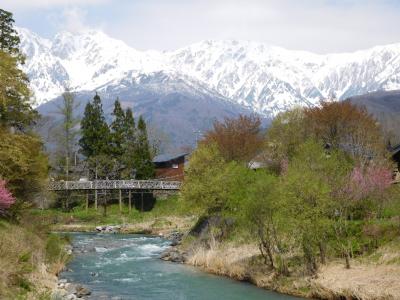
[0, 180, 15, 216]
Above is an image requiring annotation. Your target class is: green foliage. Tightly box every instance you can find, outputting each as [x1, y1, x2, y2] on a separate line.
[181, 143, 228, 214]
[0, 10, 37, 130]
[0, 129, 48, 201]
[32, 194, 188, 226]
[121, 108, 136, 179]
[0, 51, 37, 131]
[53, 90, 80, 179]
[183, 142, 278, 217]
[240, 170, 284, 270]
[266, 108, 307, 164]
[45, 234, 66, 264]
[134, 116, 154, 179]
[79, 93, 110, 160]
[110, 98, 126, 159]
[0, 9, 22, 59]
[280, 141, 351, 272]
[79, 95, 154, 182]
[183, 126, 399, 275]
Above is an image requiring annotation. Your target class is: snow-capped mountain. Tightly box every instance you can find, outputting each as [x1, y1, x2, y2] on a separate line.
[18, 27, 400, 117]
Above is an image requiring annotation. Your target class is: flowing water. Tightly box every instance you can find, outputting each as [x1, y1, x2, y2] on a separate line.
[60, 233, 302, 300]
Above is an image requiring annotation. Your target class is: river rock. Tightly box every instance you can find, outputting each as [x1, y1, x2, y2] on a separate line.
[65, 294, 78, 300]
[160, 248, 187, 263]
[95, 225, 122, 233]
[74, 285, 91, 298]
[166, 231, 184, 246]
[90, 271, 99, 277]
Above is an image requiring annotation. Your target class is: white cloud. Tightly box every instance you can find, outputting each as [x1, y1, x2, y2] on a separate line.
[4, 0, 400, 53]
[105, 0, 400, 53]
[47, 7, 89, 33]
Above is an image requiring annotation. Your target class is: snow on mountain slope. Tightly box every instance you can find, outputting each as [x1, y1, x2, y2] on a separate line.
[17, 27, 400, 117]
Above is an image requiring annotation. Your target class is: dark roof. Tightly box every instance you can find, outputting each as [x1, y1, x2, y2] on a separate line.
[152, 152, 189, 163]
[391, 144, 400, 155]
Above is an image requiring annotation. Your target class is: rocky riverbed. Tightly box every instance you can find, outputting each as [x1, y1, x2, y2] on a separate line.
[53, 279, 92, 300]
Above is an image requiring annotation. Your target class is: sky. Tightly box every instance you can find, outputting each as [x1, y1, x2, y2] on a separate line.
[2, 0, 400, 53]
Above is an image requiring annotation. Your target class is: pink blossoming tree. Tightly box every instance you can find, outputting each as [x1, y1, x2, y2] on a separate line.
[348, 165, 392, 201]
[0, 180, 15, 216]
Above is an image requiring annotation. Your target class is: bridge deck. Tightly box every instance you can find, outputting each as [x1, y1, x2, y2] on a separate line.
[48, 180, 181, 191]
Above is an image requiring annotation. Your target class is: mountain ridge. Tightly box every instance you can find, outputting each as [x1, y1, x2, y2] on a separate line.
[18, 27, 400, 117]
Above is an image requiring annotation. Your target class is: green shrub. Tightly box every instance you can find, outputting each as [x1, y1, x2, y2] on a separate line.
[45, 234, 63, 264]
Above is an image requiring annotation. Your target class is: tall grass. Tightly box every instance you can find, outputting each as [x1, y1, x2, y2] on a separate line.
[0, 218, 70, 298]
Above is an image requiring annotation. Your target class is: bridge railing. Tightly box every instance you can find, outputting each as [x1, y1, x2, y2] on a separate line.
[48, 179, 182, 191]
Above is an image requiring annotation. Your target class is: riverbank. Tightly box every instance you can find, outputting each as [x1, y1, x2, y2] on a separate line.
[51, 215, 400, 300]
[163, 238, 400, 300]
[0, 218, 71, 299]
[51, 215, 196, 236]
[32, 201, 400, 300]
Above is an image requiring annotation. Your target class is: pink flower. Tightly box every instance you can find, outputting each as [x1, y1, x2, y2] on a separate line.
[0, 180, 15, 211]
[347, 165, 392, 201]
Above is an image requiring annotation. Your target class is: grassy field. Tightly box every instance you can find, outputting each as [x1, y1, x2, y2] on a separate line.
[31, 195, 184, 223]
[29, 195, 197, 234]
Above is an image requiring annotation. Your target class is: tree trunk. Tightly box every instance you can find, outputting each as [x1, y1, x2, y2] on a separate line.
[65, 191, 69, 211]
[102, 191, 107, 217]
[319, 241, 326, 265]
[85, 192, 89, 212]
[303, 243, 318, 275]
[345, 250, 351, 269]
[66, 155, 69, 181]
[278, 255, 290, 276]
[258, 227, 274, 269]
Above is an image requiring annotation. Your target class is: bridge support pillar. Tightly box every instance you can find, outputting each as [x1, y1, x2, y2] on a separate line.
[85, 191, 89, 212]
[141, 192, 144, 212]
[119, 189, 122, 214]
[128, 190, 132, 214]
[95, 190, 98, 210]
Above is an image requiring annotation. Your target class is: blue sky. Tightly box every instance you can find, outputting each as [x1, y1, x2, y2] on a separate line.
[2, 0, 400, 53]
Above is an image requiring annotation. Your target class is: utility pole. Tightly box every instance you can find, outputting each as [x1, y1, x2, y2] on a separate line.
[94, 162, 98, 210]
[193, 129, 203, 145]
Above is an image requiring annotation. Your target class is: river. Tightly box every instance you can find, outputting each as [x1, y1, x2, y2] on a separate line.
[60, 233, 302, 300]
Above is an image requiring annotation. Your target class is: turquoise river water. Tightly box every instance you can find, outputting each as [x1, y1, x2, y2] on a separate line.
[60, 233, 303, 300]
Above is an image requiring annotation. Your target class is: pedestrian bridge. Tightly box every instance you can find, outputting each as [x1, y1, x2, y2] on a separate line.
[48, 179, 181, 191]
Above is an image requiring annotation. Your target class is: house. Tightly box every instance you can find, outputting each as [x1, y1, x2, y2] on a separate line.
[392, 143, 400, 167]
[153, 153, 189, 181]
[391, 143, 400, 182]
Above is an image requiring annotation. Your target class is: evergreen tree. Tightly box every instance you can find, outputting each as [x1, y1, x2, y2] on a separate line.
[79, 93, 110, 160]
[121, 108, 136, 179]
[123, 108, 135, 142]
[110, 98, 125, 159]
[0, 9, 22, 59]
[0, 12, 36, 130]
[134, 116, 154, 179]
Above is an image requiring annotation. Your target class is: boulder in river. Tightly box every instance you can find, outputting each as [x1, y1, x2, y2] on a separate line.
[160, 248, 187, 263]
[74, 285, 91, 298]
